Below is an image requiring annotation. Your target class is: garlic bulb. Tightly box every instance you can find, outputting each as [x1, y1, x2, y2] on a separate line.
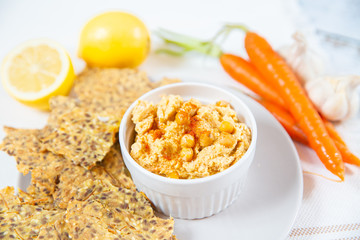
[279, 31, 324, 83]
[305, 76, 360, 121]
[279, 31, 360, 122]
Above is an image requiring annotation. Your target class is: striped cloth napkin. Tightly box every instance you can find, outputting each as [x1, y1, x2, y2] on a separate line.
[287, 115, 360, 239]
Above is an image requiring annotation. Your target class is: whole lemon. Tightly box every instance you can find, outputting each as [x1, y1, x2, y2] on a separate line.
[78, 11, 150, 68]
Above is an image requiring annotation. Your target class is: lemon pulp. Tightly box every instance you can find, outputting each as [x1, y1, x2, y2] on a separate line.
[1, 39, 75, 110]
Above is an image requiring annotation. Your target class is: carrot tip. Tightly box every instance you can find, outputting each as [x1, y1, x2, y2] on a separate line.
[337, 172, 345, 182]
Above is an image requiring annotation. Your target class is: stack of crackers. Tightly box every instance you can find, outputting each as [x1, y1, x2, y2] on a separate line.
[0, 68, 179, 239]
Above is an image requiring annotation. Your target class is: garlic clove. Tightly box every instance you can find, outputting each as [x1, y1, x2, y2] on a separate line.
[306, 76, 360, 121]
[305, 78, 334, 108]
[320, 91, 349, 121]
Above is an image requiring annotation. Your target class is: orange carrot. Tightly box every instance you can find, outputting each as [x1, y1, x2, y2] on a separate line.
[245, 31, 344, 180]
[256, 99, 308, 145]
[323, 119, 360, 166]
[323, 118, 346, 145]
[220, 54, 286, 108]
[333, 140, 360, 166]
[257, 98, 360, 167]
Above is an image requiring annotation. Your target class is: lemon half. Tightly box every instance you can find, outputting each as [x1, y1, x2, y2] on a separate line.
[1, 39, 75, 110]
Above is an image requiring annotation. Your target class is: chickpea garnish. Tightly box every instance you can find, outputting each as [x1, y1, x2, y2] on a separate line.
[175, 111, 190, 125]
[181, 134, 195, 148]
[180, 148, 194, 162]
[168, 171, 179, 179]
[199, 132, 214, 147]
[219, 133, 236, 148]
[219, 120, 234, 133]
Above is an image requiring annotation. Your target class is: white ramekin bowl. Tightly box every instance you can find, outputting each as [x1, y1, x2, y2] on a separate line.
[119, 82, 257, 219]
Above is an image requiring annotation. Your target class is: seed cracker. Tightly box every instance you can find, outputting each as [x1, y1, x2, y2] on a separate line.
[0, 209, 64, 240]
[52, 161, 135, 209]
[17, 189, 53, 209]
[61, 176, 153, 218]
[47, 95, 80, 126]
[73, 68, 153, 121]
[71, 68, 180, 121]
[35, 225, 61, 240]
[40, 108, 120, 169]
[94, 189, 153, 218]
[66, 210, 120, 240]
[102, 143, 125, 173]
[102, 208, 175, 240]
[0, 127, 46, 175]
[0, 173, 174, 239]
[0, 67, 178, 239]
[91, 165, 134, 190]
[74, 68, 153, 102]
[0, 187, 65, 240]
[0, 127, 72, 197]
[0, 187, 20, 213]
[52, 165, 95, 209]
[101, 143, 135, 189]
[66, 192, 174, 240]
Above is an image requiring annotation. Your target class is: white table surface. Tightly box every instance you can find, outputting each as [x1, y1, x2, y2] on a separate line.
[1, 0, 360, 239]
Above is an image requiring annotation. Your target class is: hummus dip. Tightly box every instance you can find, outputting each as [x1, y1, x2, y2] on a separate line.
[130, 95, 251, 179]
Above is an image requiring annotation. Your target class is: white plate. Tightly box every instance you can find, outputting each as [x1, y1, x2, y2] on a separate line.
[17, 89, 303, 240]
[172, 90, 303, 240]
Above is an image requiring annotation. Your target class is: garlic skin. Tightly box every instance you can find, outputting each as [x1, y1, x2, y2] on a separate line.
[279, 31, 325, 84]
[280, 31, 360, 122]
[305, 76, 360, 121]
